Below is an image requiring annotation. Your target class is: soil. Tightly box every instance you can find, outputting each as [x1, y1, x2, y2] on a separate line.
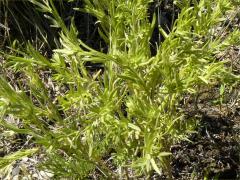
[171, 106, 240, 179]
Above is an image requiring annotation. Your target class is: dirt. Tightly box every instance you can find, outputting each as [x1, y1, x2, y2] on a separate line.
[171, 109, 240, 179]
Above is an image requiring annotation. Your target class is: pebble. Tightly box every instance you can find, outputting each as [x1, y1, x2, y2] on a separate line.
[12, 166, 20, 176]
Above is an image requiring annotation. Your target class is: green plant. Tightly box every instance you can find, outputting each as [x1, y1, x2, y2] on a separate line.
[0, 0, 239, 178]
[0, 0, 75, 50]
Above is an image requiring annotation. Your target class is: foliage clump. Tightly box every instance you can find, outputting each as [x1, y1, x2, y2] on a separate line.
[0, 0, 239, 178]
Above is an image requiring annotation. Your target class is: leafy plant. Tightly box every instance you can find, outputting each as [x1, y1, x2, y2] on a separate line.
[0, 0, 239, 178]
[0, 0, 81, 50]
[0, 148, 38, 177]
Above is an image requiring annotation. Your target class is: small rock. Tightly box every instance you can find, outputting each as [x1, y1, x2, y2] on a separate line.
[12, 166, 20, 176]
[32, 173, 39, 178]
[22, 157, 29, 162]
[12, 175, 19, 180]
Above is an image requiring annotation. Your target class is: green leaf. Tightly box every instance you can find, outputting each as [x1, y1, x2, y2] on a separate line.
[0, 148, 38, 170]
[128, 123, 141, 132]
[158, 152, 172, 157]
[220, 84, 225, 96]
[198, 76, 209, 84]
[150, 158, 161, 175]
